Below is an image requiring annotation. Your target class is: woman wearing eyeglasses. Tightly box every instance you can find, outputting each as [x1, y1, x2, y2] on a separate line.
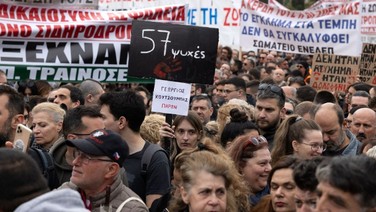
[227, 133, 272, 207]
[271, 115, 325, 167]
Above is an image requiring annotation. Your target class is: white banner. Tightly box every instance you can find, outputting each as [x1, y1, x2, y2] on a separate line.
[0, 3, 186, 82]
[240, 1, 362, 56]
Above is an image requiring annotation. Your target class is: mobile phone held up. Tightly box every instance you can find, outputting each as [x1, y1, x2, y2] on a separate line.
[13, 124, 32, 152]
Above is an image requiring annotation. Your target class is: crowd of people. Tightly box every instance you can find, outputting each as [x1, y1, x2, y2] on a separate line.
[0, 46, 376, 212]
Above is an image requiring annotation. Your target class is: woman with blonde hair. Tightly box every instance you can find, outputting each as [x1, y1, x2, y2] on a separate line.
[169, 138, 250, 212]
[31, 102, 65, 151]
[271, 115, 325, 167]
[216, 99, 255, 136]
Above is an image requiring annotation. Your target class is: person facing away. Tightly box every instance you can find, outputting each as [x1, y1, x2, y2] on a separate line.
[0, 148, 88, 212]
[60, 129, 148, 211]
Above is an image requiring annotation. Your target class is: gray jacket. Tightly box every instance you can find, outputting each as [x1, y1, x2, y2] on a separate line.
[15, 189, 88, 212]
[60, 174, 148, 212]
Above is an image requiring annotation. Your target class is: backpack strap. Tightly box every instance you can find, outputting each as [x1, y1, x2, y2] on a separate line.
[33, 148, 53, 176]
[140, 142, 169, 178]
[116, 197, 146, 212]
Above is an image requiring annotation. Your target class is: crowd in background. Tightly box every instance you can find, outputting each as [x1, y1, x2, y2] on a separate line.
[0, 45, 376, 212]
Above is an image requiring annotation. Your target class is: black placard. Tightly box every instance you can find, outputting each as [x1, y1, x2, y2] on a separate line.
[128, 20, 218, 84]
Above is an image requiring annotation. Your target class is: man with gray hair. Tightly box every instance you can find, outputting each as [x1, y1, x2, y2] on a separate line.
[79, 79, 105, 106]
[315, 155, 376, 211]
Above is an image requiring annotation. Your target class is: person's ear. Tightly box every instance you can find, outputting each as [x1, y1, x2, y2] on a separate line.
[280, 107, 287, 120]
[86, 94, 94, 104]
[12, 114, 24, 130]
[180, 186, 189, 204]
[118, 116, 127, 130]
[66, 134, 78, 140]
[104, 163, 119, 179]
[292, 140, 299, 152]
[57, 121, 63, 133]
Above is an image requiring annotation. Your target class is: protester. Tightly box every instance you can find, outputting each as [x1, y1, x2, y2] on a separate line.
[255, 83, 286, 147]
[253, 156, 299, 212]
[348, 90, 370, 112]
[190, 94, 214, 125]
[52, 105, 106, 185]
[169, 150, 239, 212]
[31, 102, 65, 151]
[140, 113, 165, 144]
[160, 111, 203, 165]
[313, 103, 362, 156]
[0, 149, 88, 212]
[79, 79, 105, 106]
[53, 84, 84, 110]
[227, 134, 272, 206]
[99, 90, 170, 208]
[293, 157, 326, 212]
[350, 108, 376, 153]
[315, 155, 376, 211]
[61, 129, 149, 211]
[271, 115, 324, 166]
[223, 76, 255, 105]
[220, 108, 259, 148]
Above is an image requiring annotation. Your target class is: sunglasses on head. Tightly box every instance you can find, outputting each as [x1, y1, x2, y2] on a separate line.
[244, 135, 267, 149]
[258, 83, 285, 99]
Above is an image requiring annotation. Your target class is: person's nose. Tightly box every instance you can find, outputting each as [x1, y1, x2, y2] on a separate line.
[265, 163, 272, 172]
[275, 187, 284, 198]
[208, 193, 220, 206]
[258, 109, 267, 118]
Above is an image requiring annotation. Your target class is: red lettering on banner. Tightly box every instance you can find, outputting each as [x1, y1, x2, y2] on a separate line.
[223, 8, 240, 26]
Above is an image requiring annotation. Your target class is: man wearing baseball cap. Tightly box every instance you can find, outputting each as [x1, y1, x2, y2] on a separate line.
[60, 129, 148, 211]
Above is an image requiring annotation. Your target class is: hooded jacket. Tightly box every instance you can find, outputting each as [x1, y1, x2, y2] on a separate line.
[15, 189, 88, 212]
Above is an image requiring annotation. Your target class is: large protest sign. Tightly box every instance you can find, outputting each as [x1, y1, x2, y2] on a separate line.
[152, 79, 191, 116]
[99, 0, 242, 49]
[4, 0, 98, 9]
[359, 43, 376, 85]
[310, 54, 360, 92]
[0, 3, 186, 82]
[307, 0, 353, 10]
[361, 0, 376, 44]
[128, 20, 218, 84]
[240, 1, 362, 56]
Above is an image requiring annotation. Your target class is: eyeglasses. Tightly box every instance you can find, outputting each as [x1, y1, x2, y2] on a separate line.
[224, 89, 239, 94]
[258, 84, 285, 99]
[297, 65, 304, 68]
[73, 150, 113, 165]
[301, 142, 327, 152]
